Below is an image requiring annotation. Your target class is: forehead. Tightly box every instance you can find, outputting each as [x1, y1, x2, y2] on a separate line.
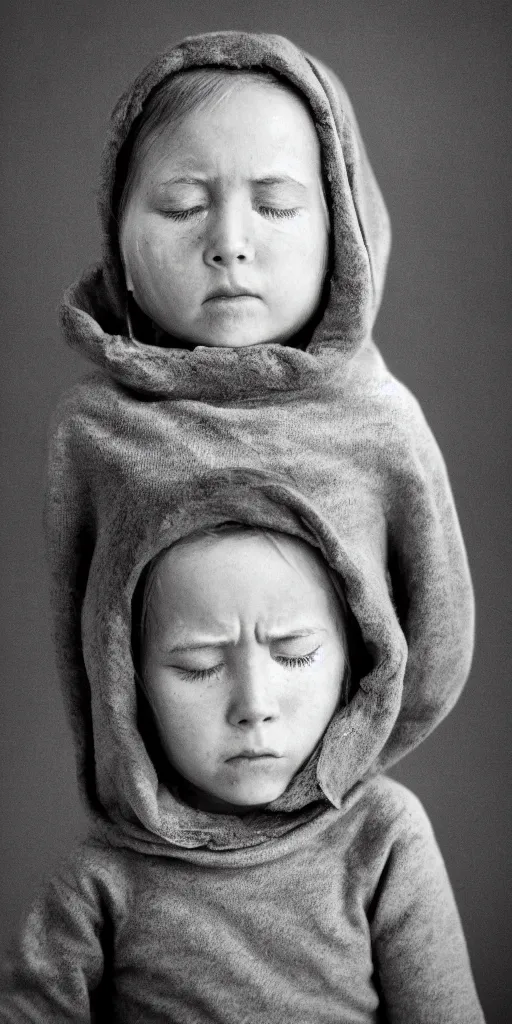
[135, 79, 323, 183]
[147, 532, 337, 629]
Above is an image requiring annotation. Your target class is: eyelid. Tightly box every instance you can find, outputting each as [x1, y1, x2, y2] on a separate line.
[270, 635, 320, 653]
[163, 204, 300, 221]
[161, 206, 207, 222]
[176, 662, 223, 681]
[274, 645, 321, 667]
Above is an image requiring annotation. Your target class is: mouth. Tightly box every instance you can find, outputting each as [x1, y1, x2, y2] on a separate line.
[204, 288, 260, 302]
[227, 750, 281, 762]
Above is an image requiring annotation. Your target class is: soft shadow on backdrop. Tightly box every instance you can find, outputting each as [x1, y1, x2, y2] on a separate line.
[1, 1, 510, 1019]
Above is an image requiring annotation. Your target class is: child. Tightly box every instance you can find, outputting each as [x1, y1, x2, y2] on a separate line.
[0, 484, 484, 1020]
[0, 27, 482, 1019]
[46, 29, 474, 788]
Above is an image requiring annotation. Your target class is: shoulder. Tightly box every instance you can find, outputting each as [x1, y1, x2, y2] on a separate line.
[368, 774, 432, 822]
[339, 777, 448, 913]
[314, 778, 441, 912]
[364, 775, 435, 837]
[345, 341, 441, 453]
[357, 776, 450, 898]
[49, 372, 130, 430]
[345, 776, 437, 866]
[46, 372, 147, 473]
[41, 836, 140, 918]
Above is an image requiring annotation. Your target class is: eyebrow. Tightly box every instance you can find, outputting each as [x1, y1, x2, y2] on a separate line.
[156, 177, 207, 188]
[264, 627, 326, 641]
[154, 174, 308, 193]
[252, 175, 308, 194]
[158, 627, 326, 656]
[158, 638, 230, 655]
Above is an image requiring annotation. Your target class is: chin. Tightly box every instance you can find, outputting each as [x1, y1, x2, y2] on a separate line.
[195, 332, 271, 349]
[227, 781, 288, 808]
[190, 316, 287, 349]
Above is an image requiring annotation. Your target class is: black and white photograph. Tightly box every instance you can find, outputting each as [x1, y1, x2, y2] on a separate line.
[1, 1, 510, 1021]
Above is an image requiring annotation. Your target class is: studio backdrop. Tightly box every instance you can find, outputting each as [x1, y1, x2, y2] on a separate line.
[1, 2, 510, 1020]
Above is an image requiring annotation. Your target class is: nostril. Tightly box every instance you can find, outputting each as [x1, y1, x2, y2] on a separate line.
[238, 715, 274, 726]
[237, 254, 246, 261]
[212, 255, 222, 263]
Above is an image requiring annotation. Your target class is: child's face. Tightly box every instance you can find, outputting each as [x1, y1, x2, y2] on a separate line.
[120, 81, 329, 347]
[141, 532, 346, 813]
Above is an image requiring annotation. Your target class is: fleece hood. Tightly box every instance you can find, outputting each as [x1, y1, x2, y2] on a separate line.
[62, 30, 390, 400]
[72, 468, 407, 854]
[46, 358, 474, 856]
[46, 31, 474, 856]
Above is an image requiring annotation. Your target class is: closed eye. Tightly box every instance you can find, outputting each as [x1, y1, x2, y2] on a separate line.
[164, 205, 299, 222]
[172, 646, 321, 679]
[258, 206, 300, 220]
[162, 206, 207, 221]
[275, 647, 320, 668]
[177, 663, 223, 681]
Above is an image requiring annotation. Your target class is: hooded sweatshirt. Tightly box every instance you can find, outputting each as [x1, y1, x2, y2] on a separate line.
[0, 31, 482, 1023]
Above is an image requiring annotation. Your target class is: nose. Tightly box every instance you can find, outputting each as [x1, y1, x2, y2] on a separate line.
[203, 199, 255, 268]
[227, 655, 279, 728]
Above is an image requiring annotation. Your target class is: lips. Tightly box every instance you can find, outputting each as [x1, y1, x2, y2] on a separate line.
[227, 749, 281, 761]
[204, 288, 259, 301]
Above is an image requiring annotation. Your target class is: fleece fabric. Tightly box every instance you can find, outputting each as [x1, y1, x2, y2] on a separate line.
[1, 779, 483, 1024]
[0, 30, 482, 1023]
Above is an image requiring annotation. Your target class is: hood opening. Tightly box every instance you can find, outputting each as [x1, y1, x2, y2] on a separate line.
[124, 514, 387, 838]
[57, 459, 469, 856]
[73, 31, 391, 373]
[60, 32, 392, 397]
[110, 63, 337, 352]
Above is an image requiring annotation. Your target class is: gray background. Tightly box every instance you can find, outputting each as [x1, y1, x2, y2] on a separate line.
[1, 0, 510, 1019]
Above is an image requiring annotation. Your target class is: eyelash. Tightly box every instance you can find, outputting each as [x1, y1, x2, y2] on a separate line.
[181, 648, 320, 682]
[277, 649, 319, 667]
[164, 205, 299, 222]
[258, 206, 299, 220]
[166, 207, 204, 222]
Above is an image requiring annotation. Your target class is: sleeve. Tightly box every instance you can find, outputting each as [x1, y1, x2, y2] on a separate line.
[0, 861, 106, 1024]
[370, 791, 485, 1024]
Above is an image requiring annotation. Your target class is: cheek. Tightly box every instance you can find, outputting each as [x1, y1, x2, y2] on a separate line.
[299, 216, 329, 278]
[289, 662, 342, 724]
[124, 224, 196, 296]
[267, 217, 328, 287]
[138, 233, 181, 284]
[150, 682, 219, 754]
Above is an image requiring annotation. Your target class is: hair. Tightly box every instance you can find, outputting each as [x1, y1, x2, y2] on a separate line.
[132, 523, 362, 708]
[115, 66, 316, 227]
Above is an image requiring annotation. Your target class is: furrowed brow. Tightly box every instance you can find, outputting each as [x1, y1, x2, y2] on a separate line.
[265, 627, 327, 642]
[253, 175, 308, 194]
[158, 638, 230, 655]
